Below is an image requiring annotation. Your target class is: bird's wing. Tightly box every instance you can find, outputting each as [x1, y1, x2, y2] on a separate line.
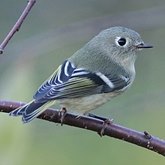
[33, 60, 130, 102]
[33, 60, 76, 100]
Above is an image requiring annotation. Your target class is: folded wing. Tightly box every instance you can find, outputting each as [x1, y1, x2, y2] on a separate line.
[33, 60, 131, 102]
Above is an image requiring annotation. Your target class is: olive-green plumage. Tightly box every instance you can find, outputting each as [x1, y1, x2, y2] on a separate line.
[9, 26, 153, 123]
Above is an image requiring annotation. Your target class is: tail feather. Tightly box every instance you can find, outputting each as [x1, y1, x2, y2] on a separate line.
[9, 101, 46, 123]
[9, 101, 35, 116]
[22, 101, 55, 123]
[22, 106, 44, 123]
[22, 101, 45, 116]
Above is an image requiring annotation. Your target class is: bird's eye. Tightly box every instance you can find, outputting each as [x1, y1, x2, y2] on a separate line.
[118, 38, 126, 46]
[115, 37, 127, 47]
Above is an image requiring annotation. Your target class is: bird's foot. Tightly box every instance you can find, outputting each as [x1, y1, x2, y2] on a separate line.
[88, 113, 113, 137]
[59, 107, 67, 125]
[99, 118, 113, 137]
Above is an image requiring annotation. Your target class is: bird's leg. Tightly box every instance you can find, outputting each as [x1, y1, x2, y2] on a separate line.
[59, 107, 67, 125]
[88, 113, 113, 137]
[99, 119, 113, 137]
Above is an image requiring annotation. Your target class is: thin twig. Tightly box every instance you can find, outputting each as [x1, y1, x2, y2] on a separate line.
[0, 100, 165, 157]
[0, 0, 36, 54]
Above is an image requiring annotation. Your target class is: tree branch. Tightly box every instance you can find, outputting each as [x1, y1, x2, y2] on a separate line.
[0, 100, 165, 157]
[0, 0, 36, 54]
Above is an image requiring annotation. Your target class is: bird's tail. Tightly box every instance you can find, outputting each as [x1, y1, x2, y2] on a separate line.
[9, 100, 49, 123]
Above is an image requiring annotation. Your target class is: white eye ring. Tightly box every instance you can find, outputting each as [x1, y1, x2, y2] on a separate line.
[115, 37, 128, 47]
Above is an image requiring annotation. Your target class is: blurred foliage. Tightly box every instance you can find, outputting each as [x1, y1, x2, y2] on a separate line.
[0, 0, 165, 165]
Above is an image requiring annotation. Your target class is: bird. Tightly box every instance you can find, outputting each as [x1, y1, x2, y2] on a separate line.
[9, 26, 153, 123]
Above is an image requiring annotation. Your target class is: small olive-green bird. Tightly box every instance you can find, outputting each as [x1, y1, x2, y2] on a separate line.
[9, 26, 152, 123]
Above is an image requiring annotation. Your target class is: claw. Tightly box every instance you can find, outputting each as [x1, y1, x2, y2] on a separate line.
[58, 107, 67, 125]
[87, 113, 114, 136]
[144, 131, 152, 139]
[98, 118, 113, 137]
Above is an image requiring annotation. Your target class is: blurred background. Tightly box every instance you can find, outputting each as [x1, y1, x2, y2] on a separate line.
[0, 0, 165, 164]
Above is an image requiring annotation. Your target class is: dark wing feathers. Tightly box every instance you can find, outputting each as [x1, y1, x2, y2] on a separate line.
[111, 75, 130, 90]
[33, 60, 76, 101]
[33, 60, 130, 102]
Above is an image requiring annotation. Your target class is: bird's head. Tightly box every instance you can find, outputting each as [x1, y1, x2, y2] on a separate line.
[94, 26, 153, 64]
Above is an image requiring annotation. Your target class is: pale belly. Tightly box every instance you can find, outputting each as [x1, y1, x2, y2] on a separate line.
[57, 92, 119, 115]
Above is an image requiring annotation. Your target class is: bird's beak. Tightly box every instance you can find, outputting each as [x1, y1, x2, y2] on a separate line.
[136, 43, 153, 49]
